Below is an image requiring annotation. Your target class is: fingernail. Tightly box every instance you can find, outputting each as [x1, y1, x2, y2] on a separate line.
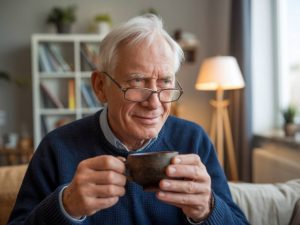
[158, 191, 165, 197]
[168, 166, 176, 174]
[117, 156, 126, 162]
[174, 157, 181, 164]
[163, 181, 170, 187]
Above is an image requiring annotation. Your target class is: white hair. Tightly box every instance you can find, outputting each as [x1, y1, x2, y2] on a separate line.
[98, 14, 184, 75]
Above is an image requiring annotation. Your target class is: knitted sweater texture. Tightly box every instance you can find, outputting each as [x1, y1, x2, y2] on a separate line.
[8, 112, 249, 225]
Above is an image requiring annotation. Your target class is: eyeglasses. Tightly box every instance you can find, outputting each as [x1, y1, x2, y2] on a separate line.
[101, 72, 183, 103]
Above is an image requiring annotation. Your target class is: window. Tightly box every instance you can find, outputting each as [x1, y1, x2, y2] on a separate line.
[277, 0, 300, 121]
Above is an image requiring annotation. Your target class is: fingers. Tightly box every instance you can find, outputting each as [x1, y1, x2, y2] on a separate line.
[159, 179, 210, 194]
[79, 155, 126, 174]
[167, 154, 209, 181]
[156, 190, 211, 220]
[166, 164, 208, 181]
[157, 154, 212, 220]
[171, 154, 202, 166]
[156, 191, 209, 206]
[79, 170, 127, 186]
[62, 155, 127, 218]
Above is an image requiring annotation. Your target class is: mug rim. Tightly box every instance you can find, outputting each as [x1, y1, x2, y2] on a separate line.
[128, 151, 178, 157]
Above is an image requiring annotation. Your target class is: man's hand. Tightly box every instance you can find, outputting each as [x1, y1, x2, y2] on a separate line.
[156, 154, 212, 222]
[62, 155, 126, 218]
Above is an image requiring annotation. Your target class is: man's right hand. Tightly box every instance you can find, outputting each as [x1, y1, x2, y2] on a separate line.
[62, 155, 127, 218]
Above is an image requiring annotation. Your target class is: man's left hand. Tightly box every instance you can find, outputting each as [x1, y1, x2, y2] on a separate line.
[156, 154, 212, 222]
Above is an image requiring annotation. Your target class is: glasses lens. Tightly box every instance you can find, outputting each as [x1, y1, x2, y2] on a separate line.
[160, 89, 181, 102]
[125, 88, 152, 102]
[124, 88, 182, 102]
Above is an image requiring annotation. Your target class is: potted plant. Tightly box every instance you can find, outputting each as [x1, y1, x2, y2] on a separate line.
[46, 5, 77, 33]
[94, 13, 112, 35]
[282, 105, 298, 137]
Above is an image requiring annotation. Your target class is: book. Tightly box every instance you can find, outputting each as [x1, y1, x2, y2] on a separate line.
[41, 88, 55, 108]
[86, 85, 101, 107]
[68, 79, 76, 109]
[38, 45, 53, 72]
[40, 115, 49, 136]
[80, 49, 96, 71]
[81, 83, 96, 107]
[85, 43, 100, 67]
[48, 44, 72, 72]
[80, 43, 97, 71]
[44, 44, 64, 72]
[40, 82, 64, 108]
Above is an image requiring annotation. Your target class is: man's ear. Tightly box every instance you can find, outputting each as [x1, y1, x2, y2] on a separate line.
[91, 71, 107, 103]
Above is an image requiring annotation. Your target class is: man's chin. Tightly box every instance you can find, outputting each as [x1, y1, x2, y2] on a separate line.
[135, 127, 161, 139]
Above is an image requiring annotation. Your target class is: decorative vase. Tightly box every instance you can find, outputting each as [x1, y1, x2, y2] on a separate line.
[96, 22, 110, 36]
[284, 123, 298, 137]
[56, 23, 72, 34]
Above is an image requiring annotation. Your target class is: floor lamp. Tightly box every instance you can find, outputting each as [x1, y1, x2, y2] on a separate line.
[195, 56, 245, 181]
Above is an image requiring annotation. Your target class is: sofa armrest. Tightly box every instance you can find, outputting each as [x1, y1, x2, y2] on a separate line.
[229, 179, 300, 225]
[0, 164, 28, 225]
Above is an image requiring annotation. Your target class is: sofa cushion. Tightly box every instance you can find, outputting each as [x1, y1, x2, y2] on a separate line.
[0, 164, 28, 225]
[229, 179, 300, 225]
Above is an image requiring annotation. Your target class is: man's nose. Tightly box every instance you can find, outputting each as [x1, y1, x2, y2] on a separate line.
[142, 90, 161, 108]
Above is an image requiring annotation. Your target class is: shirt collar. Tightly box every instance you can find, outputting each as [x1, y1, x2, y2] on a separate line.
[99, 105, 155, 152]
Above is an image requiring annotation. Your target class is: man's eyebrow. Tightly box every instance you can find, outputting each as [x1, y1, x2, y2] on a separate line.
[125, 73, 175, 80]
[160, 74, 175, 79]
[127, 73, 145, 78]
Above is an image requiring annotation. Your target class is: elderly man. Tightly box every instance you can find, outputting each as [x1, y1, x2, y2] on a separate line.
[8, 14, 249, 225]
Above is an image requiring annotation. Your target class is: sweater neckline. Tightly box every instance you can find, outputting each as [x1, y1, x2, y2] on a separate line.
[92, 110, 163, 158]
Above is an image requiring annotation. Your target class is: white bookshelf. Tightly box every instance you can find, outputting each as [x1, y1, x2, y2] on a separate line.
[32, 34, 105, 149]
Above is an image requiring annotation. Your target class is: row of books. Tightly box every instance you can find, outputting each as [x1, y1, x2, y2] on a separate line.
[81, 83, 100, 108]
[38, 43, 100, 73]
[38, 43, 71, 72]
[40, 81, 101, 109]
[80, 43, 100, 71]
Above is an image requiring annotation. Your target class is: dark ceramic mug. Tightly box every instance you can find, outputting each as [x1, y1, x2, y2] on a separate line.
[126, 151, 178, 191]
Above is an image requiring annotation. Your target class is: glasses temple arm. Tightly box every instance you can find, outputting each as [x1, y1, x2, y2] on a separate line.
[101, 71, 124, 90]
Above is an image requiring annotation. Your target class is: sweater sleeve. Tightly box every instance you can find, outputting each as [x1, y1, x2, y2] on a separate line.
[7, 137, 84, 225]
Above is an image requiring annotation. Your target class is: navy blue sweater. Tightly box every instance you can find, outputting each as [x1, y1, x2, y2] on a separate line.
[8, 112, 249, 225]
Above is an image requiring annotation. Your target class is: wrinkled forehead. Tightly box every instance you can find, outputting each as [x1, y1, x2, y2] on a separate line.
[113, 37, 176, 75]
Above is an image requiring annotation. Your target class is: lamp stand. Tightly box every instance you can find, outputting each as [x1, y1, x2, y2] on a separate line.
[209, 88, 238, 181]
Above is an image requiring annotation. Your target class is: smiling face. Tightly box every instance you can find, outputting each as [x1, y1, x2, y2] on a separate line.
[93, 37, 176, 150]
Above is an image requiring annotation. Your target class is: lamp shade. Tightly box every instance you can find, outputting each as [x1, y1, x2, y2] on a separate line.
[195, 56, 245, 91]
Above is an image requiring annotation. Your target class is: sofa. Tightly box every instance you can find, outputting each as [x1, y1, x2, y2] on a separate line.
[0, 164, 28, 225]
[0, 164, 299, 225]
[229, 180, 300, 225]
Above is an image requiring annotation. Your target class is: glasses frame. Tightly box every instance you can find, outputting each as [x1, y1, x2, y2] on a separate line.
[101, 71, 183, 103]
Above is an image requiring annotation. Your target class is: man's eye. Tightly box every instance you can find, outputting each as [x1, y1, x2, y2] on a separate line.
[158, 79, 173, 87]
[133, 78, 143, 83]
[163, 79, 172, 84]
[128, 78, 145, 87]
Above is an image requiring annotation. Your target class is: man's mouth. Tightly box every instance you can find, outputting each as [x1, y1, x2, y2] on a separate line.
[133, 115, 161, 125]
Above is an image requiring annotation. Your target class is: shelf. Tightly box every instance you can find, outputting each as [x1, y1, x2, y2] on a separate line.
[80, 72, 93, 78]
[39, 108, 77, 115]
[32, 34, 106, 42]
[81, 107, 103, 114]
[40, 72, 76, 78]
[32, 34, 104, 149]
